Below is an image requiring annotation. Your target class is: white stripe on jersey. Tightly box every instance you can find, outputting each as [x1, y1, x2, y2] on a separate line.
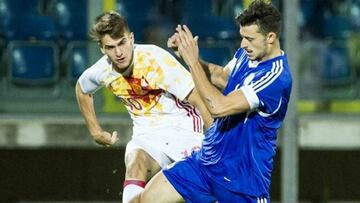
[257, 97, 282, 117]
[238, 51, 247, 67]
[226, 52, 246, 76]
[257, 197, 267, 203]
[252, 59, 284, 93]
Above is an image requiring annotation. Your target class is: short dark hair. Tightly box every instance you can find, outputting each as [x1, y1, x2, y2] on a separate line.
[89, 11, 130, 43]
[236, 0, 281, 36]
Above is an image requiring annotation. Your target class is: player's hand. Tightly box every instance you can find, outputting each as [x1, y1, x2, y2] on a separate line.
[92, 131, 118, 147]
[175, 25, 200, 66]
[167, 33, 180, 58]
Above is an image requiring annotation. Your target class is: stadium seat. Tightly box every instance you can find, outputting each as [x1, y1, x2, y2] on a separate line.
[180, 0, 238, 41]
[51, 0, 88, 41]
[199, 44, 233, 66]
[323, 15, 351, 40]
[321, 44, 355, 86]
[181, 0, 212, 18]
[0, 0, 10, 30]
[349, 1, 360, 30]
[63, 41, 89, 84]
[186, 16, 238, 41]
[62, 41, 101, 85]
[0, 0, 57, 42]
[7, 41, 59, 86]
[0, 0, 38, 16]
[16, 15, 56, 41]
[116, 0, 156, 42]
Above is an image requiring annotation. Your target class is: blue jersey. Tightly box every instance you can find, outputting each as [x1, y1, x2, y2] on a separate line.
[196, 48, 292, 197]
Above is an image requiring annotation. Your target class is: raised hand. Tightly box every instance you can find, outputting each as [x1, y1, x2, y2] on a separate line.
[167, 33, 181, 58]
[175, 25, 200, 67]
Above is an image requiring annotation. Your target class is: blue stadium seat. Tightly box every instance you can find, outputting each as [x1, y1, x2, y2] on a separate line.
[63, 41, 102, 85]
[1, 0, 57, 42]
[322, 15, 351, 40]
[7, 41, 59, 86]
[117, 0, 155, 18]
[320, 44, 354, 87]
[185, 16, 238, 41]
[181, 0, 212, 18]
[11, 15, 56, 41]
[199, 44, 233, 66]
[0, 0, 11, 30]
[51, 0, 88, 41]
[116, 0, 156, 42]
[349, 1, 360, 30]
[0, 0, 38, 16]
[180, 0, 238, 41]
[64, 41, 89, 84]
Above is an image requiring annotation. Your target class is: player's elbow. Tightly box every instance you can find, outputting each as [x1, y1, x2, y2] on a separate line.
[208, 106, 228, 118]
[75, 81, 83, 96]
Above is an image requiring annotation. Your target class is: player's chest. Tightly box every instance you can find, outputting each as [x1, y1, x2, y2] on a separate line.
[108, 76, 161, 97]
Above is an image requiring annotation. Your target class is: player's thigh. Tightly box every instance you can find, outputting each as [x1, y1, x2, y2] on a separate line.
[212, 180, 270, 203]
[125, 148, 161, 180]
[139, 171, 184, 203]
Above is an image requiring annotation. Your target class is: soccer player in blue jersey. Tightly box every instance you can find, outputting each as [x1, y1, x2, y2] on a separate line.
[130, 1, 292, 202]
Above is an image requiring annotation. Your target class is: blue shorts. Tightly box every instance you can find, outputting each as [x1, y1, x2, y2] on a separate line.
[163, 156, 270, 203]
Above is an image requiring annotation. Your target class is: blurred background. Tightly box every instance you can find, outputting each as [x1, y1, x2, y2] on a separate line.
[0, 0, 359, 202]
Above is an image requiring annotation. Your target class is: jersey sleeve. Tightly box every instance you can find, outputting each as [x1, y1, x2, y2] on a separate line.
[242, 60, 287, 114]
[226, 48, 246, 73]
[77, 58, 107, 94]
[152, 46, 194, 100]
[224, 56, 237, 73]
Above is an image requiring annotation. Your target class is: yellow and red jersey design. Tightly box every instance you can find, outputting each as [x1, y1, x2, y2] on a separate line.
[78, 44, 203, 135]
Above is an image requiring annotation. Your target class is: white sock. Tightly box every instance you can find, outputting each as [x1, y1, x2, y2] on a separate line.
[122, 180, 145, 203]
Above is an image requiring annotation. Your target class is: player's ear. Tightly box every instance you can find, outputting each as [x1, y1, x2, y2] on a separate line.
[99, 46, 106, 55]
[98, 41, 106, 54]
[129, 32, 135, 45]
[267, 32, 277, 44]
[100, 48, 106, 55]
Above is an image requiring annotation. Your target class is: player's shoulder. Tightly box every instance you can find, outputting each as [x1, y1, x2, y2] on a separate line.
[135, 44, 169, 55]
[80, 55, 110, 78]
[234, 48, 247, 59]
[88, 55, 111, 71]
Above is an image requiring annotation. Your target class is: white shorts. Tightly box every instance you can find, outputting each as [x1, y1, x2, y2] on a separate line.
[125, 126, 204, 168]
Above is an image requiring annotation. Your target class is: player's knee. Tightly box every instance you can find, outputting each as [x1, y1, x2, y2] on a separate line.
[125, 150, 153, 178]
[128, 192, 152, 203]
[128, 195, 140, 203]
[126, 160, 147, 177]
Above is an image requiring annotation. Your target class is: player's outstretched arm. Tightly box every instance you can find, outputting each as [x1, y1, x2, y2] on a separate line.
[176, 25, 251, 118]
[168, 27, 230, 91]
[75, 82, 118, 146]
[199, 59, 230, 91]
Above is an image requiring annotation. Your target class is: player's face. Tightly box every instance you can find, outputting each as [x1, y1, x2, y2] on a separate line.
[240, 24, 269, 62]
[100, 32, 134, 71]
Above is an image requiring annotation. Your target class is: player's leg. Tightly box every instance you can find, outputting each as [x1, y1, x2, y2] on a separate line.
[212, 179, 271, 203]
[131, 157, 217, 203]
[122, 147, 161, 203]
[130, 171, 183, 203]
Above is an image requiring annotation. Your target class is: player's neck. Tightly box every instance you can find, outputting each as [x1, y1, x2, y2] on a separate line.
[268, 47, 282, 60]
[259, 43, 282, 63]
[113, 52, 134, 76]
[114, 64, 133, 76]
